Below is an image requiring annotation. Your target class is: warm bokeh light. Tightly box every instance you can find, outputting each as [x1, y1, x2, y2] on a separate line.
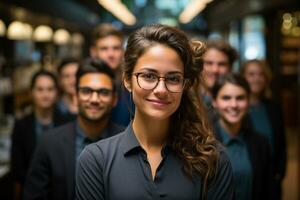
[33, 25, 53, 42]
[53, 28, 70, 45]
[7, 21, 32, 40]
[0, 19, 6, 36]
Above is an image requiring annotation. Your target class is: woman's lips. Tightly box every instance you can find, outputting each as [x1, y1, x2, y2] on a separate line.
[147, 99, 170, 106]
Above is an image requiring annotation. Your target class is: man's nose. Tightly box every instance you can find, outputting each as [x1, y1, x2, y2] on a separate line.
[90, 92, 99, 101]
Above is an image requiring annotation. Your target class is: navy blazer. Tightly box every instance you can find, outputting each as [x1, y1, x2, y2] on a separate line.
[214, 122, 272, 200]
[250, 99, 286, 181]
[23, 121, 124, 200]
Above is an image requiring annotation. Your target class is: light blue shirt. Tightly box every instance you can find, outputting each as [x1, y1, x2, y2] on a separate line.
[218, 122, 253, 200]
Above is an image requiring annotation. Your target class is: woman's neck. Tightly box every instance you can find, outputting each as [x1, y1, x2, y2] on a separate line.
[132, 112, 169, 150]
[220, 119, 241, 137]
[34, 107, 53, 124]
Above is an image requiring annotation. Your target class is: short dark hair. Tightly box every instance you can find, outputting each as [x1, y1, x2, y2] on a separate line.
[30, 70, 58, 90]
[57, 58, 79, 75]
[91, 23, 124, 46]
[76, 58, 116, 91]
[206, 40, 238, 68]
[211, 73, 250, 100]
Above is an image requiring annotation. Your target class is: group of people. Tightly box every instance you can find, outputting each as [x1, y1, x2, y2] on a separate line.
[10, 23, 286, 200]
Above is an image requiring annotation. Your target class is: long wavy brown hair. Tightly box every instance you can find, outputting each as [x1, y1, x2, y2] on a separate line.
[123, 24, 219, 198]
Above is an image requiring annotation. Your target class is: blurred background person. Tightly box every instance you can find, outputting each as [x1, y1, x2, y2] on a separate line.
[23, 59, 124, 200]
[90, 23, 132, 126]
[10, 71, 67, 200]
[212, 73, 271, 200]
[200, 40, 238, 122]
[57, 58, 79, 121]
[201, 40, 238, 103]
[241, 59, 286, 200]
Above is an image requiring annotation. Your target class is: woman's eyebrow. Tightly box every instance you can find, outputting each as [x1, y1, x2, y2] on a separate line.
[138, 68, 183, 74]
[138, 68, 157, 73]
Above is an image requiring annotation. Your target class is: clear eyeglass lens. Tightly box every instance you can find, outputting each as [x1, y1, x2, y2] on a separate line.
[136, 73, 184, 93]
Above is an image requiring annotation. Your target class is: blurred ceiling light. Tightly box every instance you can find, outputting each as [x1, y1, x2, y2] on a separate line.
[71, 32, 85, 45]
[97, 0, 136, 25]
[23, 23, 33, 39]
[283, 13, 292, 21]
[179, 0, 213, 24]
[0, 19, 6, 36]
[53, 29, 70, 45]
[33, 25, 53, 42]
[7, 21, 32, 40]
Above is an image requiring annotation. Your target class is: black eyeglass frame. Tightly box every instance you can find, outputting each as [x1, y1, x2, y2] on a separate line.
[78, 87, 113, 100]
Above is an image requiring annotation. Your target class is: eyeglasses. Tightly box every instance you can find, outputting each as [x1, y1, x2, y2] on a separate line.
[78, 87, 113, 101]
[132, 72, 186, 93]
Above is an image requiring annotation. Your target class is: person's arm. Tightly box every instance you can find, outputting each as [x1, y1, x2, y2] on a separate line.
[75, 145, 105, 200]
[10, 121, 25, 200]
[275, 104, 287, 180]
[262, 137, 272, 200]
[23, 134, 51, 200]
[206, 150, 235, 200]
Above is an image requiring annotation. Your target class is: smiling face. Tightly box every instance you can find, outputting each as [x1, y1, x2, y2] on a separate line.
[213, 83, 249, 127]
[77, 73, 117, 122]
[202, 48, 231, 89]
[244, 62, 267, 96]
[124, 44, 184, 121]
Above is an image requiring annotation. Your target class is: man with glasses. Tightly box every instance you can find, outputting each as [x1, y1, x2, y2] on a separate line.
[23, 59, 124, 200]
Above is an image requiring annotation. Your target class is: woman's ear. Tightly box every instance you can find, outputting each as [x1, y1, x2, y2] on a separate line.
[123, 74, 132, 92]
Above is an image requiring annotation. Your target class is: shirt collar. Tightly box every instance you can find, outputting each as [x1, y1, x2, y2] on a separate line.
[122, 122, 143, 156]
[75, 120, 110, 143]
[217, 121, 244, 146]
[121, 122, 173, 157]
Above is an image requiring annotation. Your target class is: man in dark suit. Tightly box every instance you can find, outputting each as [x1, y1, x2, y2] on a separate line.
[23, 59, 125, 200]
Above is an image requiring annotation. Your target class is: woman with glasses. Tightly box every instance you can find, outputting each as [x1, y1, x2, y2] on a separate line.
[76, 24, 235, 200]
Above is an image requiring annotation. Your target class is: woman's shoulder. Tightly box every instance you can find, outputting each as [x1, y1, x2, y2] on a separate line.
[207, 143, 235, 199]
[77, 130, 129, 170]
[87, 130, 127, 154]
[216, 143, 231, 165]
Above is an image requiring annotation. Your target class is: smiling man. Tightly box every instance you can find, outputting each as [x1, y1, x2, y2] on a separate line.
[23, 59, 124, 200]
[90, 23, 133, 127]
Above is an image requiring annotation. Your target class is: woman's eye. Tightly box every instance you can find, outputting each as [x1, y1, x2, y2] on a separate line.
[141, 73, 157, 81]
[166, 75, 182, 84]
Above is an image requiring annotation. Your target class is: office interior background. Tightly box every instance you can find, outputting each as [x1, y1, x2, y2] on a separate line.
[0, 0, 299, 199]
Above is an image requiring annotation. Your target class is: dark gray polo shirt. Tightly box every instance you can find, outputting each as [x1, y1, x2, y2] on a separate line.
[76, 124, 235, 200]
